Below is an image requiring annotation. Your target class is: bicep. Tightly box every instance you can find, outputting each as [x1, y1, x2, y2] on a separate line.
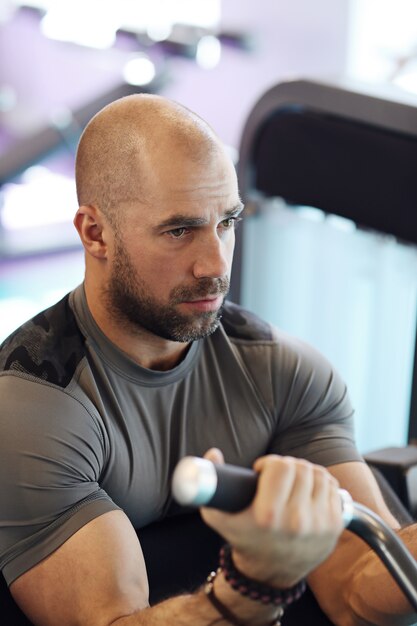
[11, 510, 149, 626]
[308, 461, 401, 616]
[0, 377, 112, 583]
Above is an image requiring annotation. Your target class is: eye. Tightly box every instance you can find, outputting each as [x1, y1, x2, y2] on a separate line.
[167, 227, 188, 239]
[219, 216, 242, 230]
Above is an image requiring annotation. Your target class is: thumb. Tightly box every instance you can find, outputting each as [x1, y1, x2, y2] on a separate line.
[204, 447, 224, 465]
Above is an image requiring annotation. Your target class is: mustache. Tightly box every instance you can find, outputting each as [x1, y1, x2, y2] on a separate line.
[171, 277, 230, 302]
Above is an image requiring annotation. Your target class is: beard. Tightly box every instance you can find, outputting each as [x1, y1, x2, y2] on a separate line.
[104, 240, 230, 343]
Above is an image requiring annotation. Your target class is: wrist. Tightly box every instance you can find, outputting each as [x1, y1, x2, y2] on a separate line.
[202, 544, 306, 626]
[208, 569, 283, 626]
[231, 548, 302, 590]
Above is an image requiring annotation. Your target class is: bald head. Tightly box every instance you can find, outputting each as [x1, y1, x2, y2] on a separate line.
[75, 94, 221, 225]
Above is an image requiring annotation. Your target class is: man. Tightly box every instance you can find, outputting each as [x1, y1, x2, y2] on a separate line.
[0, 94, 415, 626]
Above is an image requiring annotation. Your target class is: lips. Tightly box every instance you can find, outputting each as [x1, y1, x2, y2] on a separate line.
[180, 295, 224, 312]
[186, 294, 223, 302]
[171, 277, 230, 305]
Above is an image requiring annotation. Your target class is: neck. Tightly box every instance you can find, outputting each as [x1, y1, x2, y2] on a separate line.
[84, 283, 190, 371]
[107, 326, 190, 370]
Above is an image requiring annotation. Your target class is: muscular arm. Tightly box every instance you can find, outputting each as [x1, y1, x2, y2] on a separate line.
[11, 510, 277, 626]
[10, 454, 344, 626]
[309, 461, 417, 626]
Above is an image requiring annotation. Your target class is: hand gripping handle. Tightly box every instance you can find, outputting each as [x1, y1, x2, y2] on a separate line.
[171, 456, 354, 526]
[172, 456, 417, 610]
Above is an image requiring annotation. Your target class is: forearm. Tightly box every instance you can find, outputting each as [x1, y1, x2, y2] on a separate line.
[113, 593, 217, 626]
[9, 456, 344, 626]
[113, 571, 280, 626]
[346, 524, 417, 626]
[311, 525, 417, 626]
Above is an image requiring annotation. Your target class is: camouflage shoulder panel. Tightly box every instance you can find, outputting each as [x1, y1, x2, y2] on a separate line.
[221, 300, 273, 341]
[0, 294, 86, 388]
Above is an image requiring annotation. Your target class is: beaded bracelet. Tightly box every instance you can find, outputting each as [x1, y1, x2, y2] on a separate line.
[205, 569, 284, 626]
[219, 544, 306, 608]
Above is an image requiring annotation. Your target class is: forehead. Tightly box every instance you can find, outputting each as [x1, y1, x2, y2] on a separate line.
[129, 147, 240, 223]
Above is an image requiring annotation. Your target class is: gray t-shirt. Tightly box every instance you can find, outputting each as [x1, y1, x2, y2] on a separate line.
[0, 285, 361, 586]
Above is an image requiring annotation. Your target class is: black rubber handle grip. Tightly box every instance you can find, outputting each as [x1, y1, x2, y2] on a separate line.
[171, 456, 259, 512]
[206, 463, 258, 512]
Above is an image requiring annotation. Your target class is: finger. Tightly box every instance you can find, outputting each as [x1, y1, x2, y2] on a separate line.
[252, 456, 297, 528]
[310, 466, 332, 503]
[327, 480, 345, 533]
[203, 448, 224, 464]
[310, 467, 339, 507]
[253, 453, 282, 473]
[287, 459, 314, 505]
[308, 470, 343, 534]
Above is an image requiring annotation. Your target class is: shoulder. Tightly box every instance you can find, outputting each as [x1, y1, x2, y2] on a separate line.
[0, 293, 86, 388]
[220, 300, 274, 342]
[218, 301, 309, 385]
[219, 301, 337, 376]
[219, 303, 352, 417]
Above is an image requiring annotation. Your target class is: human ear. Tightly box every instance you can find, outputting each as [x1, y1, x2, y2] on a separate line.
[73, 205, 109, 259]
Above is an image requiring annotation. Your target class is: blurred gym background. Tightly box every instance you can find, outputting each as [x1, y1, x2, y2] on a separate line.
[1, 0, 417, 454]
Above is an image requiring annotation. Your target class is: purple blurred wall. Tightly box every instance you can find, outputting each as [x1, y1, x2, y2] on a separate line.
[164, 0, 350, 147]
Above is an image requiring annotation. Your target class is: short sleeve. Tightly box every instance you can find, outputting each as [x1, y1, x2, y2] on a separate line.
[267, 329, 363, 467]
[0, 373, 120, 585]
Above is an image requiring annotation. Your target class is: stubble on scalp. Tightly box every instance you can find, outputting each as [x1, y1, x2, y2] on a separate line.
[75, 94, 220, 227]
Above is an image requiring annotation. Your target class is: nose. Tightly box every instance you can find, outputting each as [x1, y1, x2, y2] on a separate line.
[192, 233, 232, 280]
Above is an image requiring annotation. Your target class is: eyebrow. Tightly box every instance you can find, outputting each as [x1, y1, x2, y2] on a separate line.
[155, 203, 245, 231]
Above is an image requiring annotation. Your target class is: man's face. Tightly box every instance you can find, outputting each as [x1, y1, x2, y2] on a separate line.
[104, 147, 242, 343]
